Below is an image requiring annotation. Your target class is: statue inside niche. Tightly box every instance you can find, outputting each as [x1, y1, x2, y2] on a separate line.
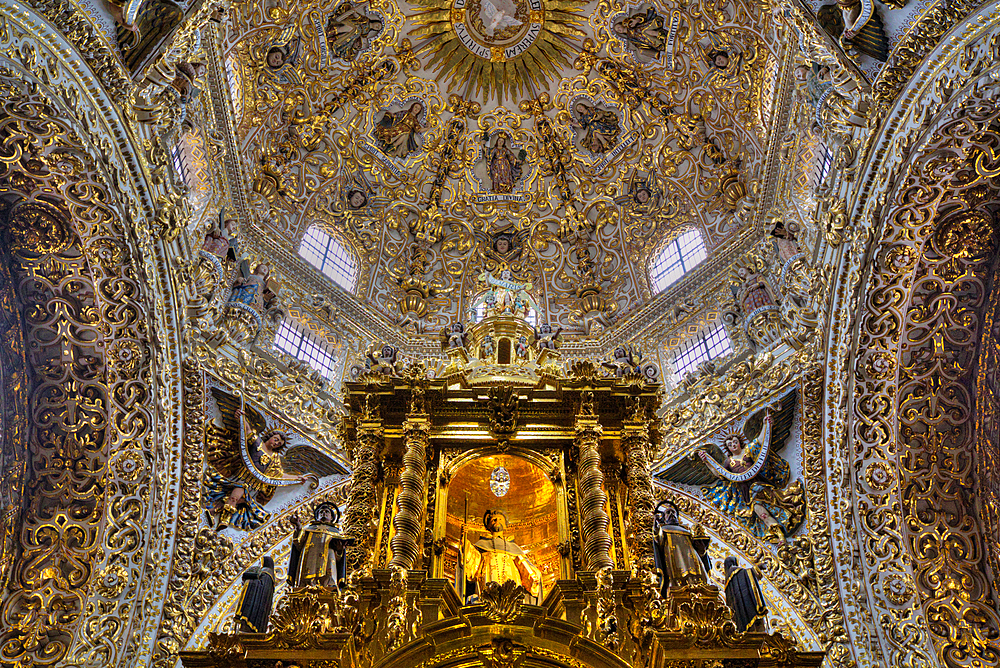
[515, 335, 530, 359]
[532, 323, 562, 351]
[203, 390, 339, 532]
[734, 266, 774, 314]
[464, 510, 542, 603]
[481, 334, 496, 360]
[288, 503, 354, 590]
[202, 208, 239, 262]
[724, 556, 768, 632]
[651, 501, 708, 596]
[234, 556, 276, 633]
[229, 262, 281, 313]
[482, 130, 526, 193]
[768, 216, 803, 264]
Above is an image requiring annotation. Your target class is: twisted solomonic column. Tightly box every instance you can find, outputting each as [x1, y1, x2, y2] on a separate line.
[344, 411, 384, 573]
[623, 415, 654, 570]
[576, 412, 614, 571]
[389, 414, 430, 570]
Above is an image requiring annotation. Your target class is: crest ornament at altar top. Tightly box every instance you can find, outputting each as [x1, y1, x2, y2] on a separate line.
[480, 580, 527, 622]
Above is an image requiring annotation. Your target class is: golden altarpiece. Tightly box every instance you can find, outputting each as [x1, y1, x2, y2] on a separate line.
[180, 315, 821, 668]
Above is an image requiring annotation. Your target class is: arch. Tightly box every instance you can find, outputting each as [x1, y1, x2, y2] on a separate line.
[831, 7, 1000, 665]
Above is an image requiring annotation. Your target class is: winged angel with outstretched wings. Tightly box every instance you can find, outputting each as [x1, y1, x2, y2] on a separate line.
[204, 388, 343, 531]
[657, 390, 804, 540]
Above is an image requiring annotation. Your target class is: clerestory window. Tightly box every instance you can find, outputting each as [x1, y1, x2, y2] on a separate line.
[273, 317, 338, 380]
[649, 228, 707, 293]
[299, 225, 358, 292]
[673, 323, 733, 378]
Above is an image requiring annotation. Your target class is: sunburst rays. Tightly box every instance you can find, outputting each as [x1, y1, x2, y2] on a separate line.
[408, 0, 587, 103]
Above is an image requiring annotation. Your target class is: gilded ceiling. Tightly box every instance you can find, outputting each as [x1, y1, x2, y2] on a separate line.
[222, 0, 779, 333]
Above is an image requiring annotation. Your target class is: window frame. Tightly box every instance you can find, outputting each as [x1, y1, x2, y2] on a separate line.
[272, 317, 338, 381]
[298, 225, 359, 292]
[672, 322, 733, 378]
[649, 228, 708, 293]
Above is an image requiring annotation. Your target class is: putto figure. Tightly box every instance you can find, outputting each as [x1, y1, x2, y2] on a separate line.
[532, 323, 562, 350]
[441, 322, 469, 349]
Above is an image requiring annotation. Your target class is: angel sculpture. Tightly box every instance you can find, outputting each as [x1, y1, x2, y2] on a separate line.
[657, 393, 805, 541]
[441, 322, 469, 350]
[532, 323, 562, 351]
[204, 390, 341, 531]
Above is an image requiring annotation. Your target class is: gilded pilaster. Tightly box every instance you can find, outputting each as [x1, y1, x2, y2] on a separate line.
[390, 414, 429, 570]
[344, 398, 383, 573]
[623, 400, 654, 570]
[575, 392, 614, 570]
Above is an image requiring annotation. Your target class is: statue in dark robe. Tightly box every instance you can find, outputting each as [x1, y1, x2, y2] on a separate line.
[288, 503, 354, 589]
[724, 556, 767, 632]
[234, 556, 276, 633]
[651, 500, 707, 597]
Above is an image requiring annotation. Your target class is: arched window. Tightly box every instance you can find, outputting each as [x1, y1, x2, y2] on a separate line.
[649, 228, 707, 293]
[673, 322, 732, 378]
[273, 317, 338, 380]
[299, 226, 358, 292]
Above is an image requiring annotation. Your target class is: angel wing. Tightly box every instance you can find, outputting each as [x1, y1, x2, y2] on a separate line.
[655, 389, 797, 486]
[281, 443, 347, 477]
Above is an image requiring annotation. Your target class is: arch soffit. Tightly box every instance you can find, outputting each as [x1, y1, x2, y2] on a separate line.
[825, 6, 1000, 667]
[0, 6, 185, 667]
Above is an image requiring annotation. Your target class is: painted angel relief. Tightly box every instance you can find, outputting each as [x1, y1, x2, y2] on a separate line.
[657, 391, 805, 541]
[611, 4, 684, 66]
[202, 387, 345, 532]
[323, 2, 384, 63]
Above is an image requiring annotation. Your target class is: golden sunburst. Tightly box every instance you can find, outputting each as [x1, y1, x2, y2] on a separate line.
[408, 0, 587, 103]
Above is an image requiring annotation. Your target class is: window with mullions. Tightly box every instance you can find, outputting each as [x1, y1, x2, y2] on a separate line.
[673, 323, 733, 378]
[273, 318, 338, 380]
[649, 228, 707, 293]
[299, 226, 358, 292]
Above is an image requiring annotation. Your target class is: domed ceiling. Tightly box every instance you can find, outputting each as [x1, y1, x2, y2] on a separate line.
[223, 0, 780, 335]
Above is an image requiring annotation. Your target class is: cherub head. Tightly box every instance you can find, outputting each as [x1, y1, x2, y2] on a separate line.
[635, 187, 651, 204]
[500, 269, 512, 281]
[266, 46, 288, 70]
[494, 235, 511, 254]
[348, 189, 368, 209]
[708, 49, 730, 70]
